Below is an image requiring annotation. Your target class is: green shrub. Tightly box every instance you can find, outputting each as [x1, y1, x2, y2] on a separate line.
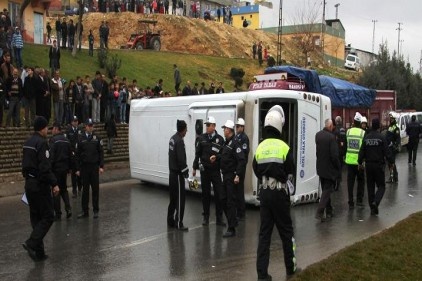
[97, 49, 108, 68]
[105, 53, 122, 79]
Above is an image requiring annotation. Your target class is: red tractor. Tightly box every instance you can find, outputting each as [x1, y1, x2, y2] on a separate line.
[126, 19, 161, 51]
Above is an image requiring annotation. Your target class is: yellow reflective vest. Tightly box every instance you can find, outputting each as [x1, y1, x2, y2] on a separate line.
[255, 138, 290, 165]
[345, 127, 365, 165]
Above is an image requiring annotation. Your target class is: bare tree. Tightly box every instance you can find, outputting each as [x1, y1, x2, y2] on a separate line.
[288, 0, 322, 67]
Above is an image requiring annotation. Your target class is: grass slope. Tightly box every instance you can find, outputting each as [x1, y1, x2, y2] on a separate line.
[22, 44, 263, 92]
[292, 212, 422, 281]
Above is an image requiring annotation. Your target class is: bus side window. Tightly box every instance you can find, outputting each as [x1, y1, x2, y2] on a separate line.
[195, 120, 203, 135]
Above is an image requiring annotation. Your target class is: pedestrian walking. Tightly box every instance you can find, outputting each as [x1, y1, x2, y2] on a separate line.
[104, 114, 117, 154]
[66, 116, 82, 197]
[315, 118, 341, 222]
[234, 118, 249, 221]
[345, 112, 366, 209]
[192, 116, 226, 227]
[76, 118, 104, 219]
[168, 120, 189, 231]
[215, 120, 246, 238]
[173, 64, 182, 93]
[49, 122, 72, 220]
[21, 116, 59, 261]
[406, 115, 421, 166]
[385, 112, 400, 183]
[358, 119, 391, 215]
[253, 105, 300, 280]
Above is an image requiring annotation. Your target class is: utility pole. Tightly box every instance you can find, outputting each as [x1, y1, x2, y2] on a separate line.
[419, 50, 422, 73]
[371, 19, 377, 53]
[396, 22, 403, 57]
[276, 0, 283, 65]
[321, 0, 326, 62]
[334, 3, 340, 19]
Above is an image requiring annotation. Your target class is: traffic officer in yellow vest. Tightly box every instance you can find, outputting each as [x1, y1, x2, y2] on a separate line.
[253, 105, 300, 280]
[386, 112, 400, 183]
[345, 112, 366, 209]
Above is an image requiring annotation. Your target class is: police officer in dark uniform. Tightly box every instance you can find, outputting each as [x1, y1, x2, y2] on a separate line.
[66, 116, 82, 198]
[214, 120, 246, 238]
[334, 116, 346, 190]
[50, 122, 72, 220]
[234, 117, 249, 220]
[253, 106, 300, 280]
[22, 116, 59, 261]
[386, 112, 400, 183]
[192, 116, 226, 226]
[406, 115, 421, 166]
[358, 119, 391, 215]
[168, 120, 189, 231]
[76, 118, 104, 219]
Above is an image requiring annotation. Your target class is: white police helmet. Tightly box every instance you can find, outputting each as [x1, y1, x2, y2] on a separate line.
[221, 120, 235, 130]
[354, 112, 362, 122]
[264, 105, 285, 134]
[205, 116, 216, 124]
[389, 112, 398, 119]
[235, 118, 245, 126]
[361, 116, 368, 123]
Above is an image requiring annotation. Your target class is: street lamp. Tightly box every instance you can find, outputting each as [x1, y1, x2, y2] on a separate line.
[334, 3, 340, 19]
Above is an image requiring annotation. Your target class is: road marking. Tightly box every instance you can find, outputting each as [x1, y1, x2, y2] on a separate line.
[100, 224, 204, 252]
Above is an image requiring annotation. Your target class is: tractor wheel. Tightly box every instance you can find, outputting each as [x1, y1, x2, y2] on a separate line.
[136, 43, 143, 50]
[150, 37, 161, 51]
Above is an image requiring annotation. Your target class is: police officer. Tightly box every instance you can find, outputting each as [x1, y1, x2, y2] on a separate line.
[234, 117, 249, 220]
[50, 122, 72, 220]
[345, 112, 366, 209]
[358, 119, 391, 215]
[386, 112, 400, 183]
[334, 116, 346, 190]
[360, 116, 368, 131]
[405, 115, 421, 166]
[212, 120, 245, 238]
[76, 118, 104, 219]
[168, 120, 189, 231]
[66, 116, 82, 198]
[253, 106, 299, 280]
[192, 116, 226, 226]
[22, 116, 59, 261]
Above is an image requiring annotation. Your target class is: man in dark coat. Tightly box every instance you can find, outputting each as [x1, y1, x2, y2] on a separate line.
[315, 118, 341, 221]
[406, 115, 421, 166]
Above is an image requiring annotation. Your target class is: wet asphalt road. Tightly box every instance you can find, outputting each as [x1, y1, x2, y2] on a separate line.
[0, 151, 421, 281]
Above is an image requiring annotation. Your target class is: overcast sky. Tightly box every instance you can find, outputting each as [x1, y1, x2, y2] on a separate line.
[271, 0, 422, 72]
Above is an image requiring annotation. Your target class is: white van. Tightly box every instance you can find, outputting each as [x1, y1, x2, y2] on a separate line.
[129, 89, 331, 205]
[344, 54, 360, 71]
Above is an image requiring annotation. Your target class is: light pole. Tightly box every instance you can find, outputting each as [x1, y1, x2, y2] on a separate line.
[397, 22, 403, 57]
[334, 3, 340, 19]
[276, 0, 283, 65]
[321, 0, 326, 62]
[371, 19, 377, 53]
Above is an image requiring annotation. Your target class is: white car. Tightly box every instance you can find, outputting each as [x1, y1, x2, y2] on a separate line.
[344, 54, 360, 71]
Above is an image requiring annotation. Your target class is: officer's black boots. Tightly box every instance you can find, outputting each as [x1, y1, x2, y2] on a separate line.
[257, 274, 272, 281]
[216, 217, 226, 227]
[223, 228, 236, 238]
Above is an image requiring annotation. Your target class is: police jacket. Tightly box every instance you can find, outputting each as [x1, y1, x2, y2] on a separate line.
[358, 129, 391, 165]
[345, 127, 365, 165]
[66, 125, 81, 150]
[168, 132, 188, 175]
[386, 122, 400, 147]
[406, 121, 421, 145]
[235, 131, 250, 163]
[76, 132, 104, 170]
[253, 136, 294, 183]
[218, 135, 246, 176]
[193, 131, 224, 171]
[334, 125, 346, 157]
[315, 128, 341, 181]
[50, 133, 73, 173]
[22, 132, 57, 187]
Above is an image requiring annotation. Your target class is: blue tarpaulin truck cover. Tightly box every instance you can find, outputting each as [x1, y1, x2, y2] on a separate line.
[319, 75, 376, 108]
[264, 66, 322, 94]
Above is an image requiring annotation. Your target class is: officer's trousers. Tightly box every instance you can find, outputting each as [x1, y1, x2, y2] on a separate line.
[81, 164, 100, 214]
[366, 163, 386, 207]
[25, 179, 54, 255]
[201, 169, 223, 219]
[408, 141, 418, 165]
[71, 169, 82, 195]
[388, 148, 398, 181]
[54, 171, 71, 216]
[167, 172, 185, 227]
[236, 172, 246, 218]
[347, 164, 365, 206]
[257, 188, 296, 278]
[221, 172, 237, 229]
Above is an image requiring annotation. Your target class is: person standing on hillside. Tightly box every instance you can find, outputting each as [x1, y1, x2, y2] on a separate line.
[60, 18, 67, 49]
[315, 118, 341, 222]
[49, 39, 60, 74]
[55, 16, 61, 48]
[173, 64, 182, 93]
[88, 29, 94, 56]
[46, 22, 52, 44]
[257, 41, 263, 66]
[252, 42, 257, 59]
[11, 27, 23, 69]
